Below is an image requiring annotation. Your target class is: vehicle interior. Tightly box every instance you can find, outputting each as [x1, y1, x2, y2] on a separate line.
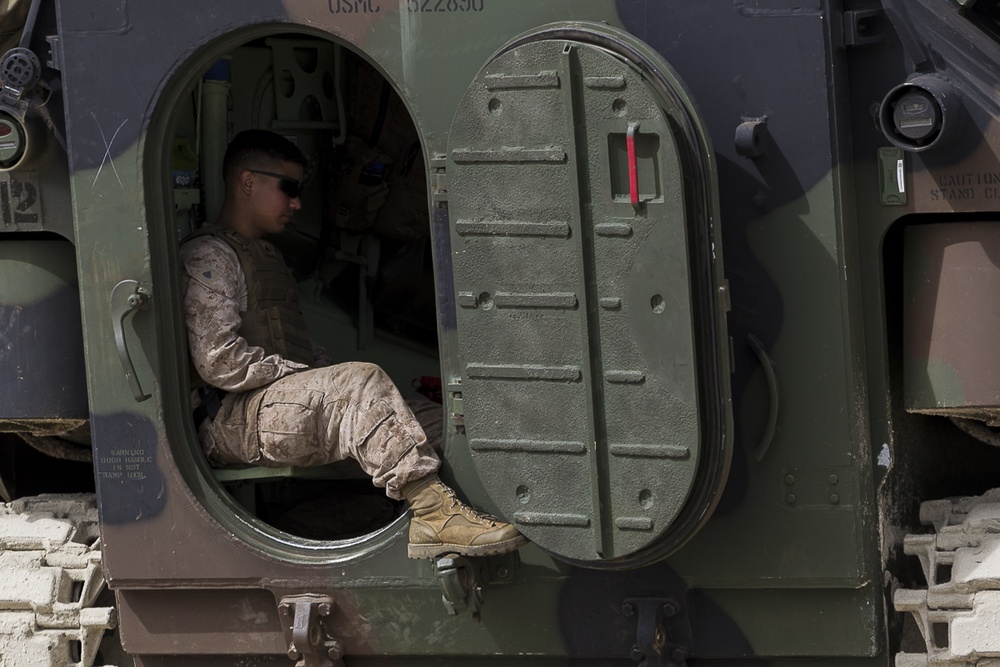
[168, 32, 443, 541]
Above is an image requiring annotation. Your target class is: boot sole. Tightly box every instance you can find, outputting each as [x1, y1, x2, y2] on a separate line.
[407, 534, 528, 559]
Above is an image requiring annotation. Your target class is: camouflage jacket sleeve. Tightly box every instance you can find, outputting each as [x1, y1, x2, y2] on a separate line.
[180, 236, 308, 392]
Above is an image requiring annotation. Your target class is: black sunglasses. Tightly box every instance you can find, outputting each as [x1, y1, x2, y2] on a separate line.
[248, 169, 303, 199]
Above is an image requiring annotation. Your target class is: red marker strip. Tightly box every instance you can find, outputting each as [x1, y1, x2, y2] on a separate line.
[627, 121, 640, 207]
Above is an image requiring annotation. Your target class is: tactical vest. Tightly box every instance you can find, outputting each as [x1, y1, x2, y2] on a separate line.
[185, 226, 315, 369]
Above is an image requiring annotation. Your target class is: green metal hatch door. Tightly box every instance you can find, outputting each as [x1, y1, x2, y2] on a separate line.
[448, 35, 721, 564]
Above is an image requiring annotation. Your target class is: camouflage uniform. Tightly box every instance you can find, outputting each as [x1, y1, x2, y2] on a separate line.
[180, 230, 440, 499]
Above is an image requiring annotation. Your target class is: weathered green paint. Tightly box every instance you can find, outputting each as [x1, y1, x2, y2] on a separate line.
[10, 0, 1000, 665]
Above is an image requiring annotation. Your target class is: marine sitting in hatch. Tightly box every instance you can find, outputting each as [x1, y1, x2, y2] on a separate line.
[180, 129, 527, 559]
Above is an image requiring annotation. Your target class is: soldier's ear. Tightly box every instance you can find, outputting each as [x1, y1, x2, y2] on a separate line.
[239, 169, 254, 195]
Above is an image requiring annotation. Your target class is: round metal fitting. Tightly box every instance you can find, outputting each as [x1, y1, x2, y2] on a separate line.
[879, 75, 964, 152]
[0, 107, 46, 171]
[0, 47, 41, 90]
[0, 110, 26, 169]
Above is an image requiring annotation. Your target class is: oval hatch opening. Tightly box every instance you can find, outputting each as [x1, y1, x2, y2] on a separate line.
[164, 30, 441, 547]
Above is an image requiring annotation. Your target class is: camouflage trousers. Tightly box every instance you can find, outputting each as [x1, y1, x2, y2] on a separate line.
[199, 362, 441, 499]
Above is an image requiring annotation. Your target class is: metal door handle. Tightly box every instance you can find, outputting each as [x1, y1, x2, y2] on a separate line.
[110, 279, 151, 402]
[747, 333, 778, 462]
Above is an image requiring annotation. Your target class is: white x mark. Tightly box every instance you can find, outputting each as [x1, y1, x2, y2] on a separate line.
[91, 113, 128, 190]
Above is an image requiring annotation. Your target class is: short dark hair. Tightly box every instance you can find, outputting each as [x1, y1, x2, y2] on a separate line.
[222, 129, 306, 182]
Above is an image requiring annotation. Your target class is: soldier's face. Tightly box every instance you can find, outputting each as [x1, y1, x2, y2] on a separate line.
[245, 160, 304, 237]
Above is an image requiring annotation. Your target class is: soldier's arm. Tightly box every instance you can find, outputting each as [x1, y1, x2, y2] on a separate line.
[180, 237, 308, 391]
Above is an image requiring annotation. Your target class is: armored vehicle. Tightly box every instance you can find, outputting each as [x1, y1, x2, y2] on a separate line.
[3, 0, 1000, 665]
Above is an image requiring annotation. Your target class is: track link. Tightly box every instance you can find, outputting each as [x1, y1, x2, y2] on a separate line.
[895, 489, 1000, 667]
[0, 494, 117, 667]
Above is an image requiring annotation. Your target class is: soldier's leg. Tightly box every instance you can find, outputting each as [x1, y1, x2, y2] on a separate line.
[405, 395, 444, 450]
[198, 391, 254, 465]
[199, 364, 437, 482]
[232, 362, 439, 498]
[203, 363, 526, 558]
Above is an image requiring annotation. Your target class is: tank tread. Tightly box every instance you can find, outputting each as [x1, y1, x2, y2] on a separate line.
[0, 493, 118, 667]
[895, 489, 1000, 667]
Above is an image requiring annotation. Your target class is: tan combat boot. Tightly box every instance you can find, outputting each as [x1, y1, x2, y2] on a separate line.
[401, 476, 527, 559]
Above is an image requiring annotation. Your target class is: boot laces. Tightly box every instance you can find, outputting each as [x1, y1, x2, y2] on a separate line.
[440, 484, 500, 526]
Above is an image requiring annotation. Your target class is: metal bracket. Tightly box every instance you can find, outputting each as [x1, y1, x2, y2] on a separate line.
[44, 35, 61, 72]
[842, 9, 886, 48]
[435, 556, 483, 618]
[622, 597, 692, 667]
[434, 552, 519, 619]
[278, 594, 345, 667]
[734, 116, 768, 159]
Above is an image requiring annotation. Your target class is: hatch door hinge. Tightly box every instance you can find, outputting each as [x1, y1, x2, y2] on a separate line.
[447, 379, 464, 430]
[622, 597, 692, 667]
[278, 594, 345, 667]
[431, 153, 448, 204]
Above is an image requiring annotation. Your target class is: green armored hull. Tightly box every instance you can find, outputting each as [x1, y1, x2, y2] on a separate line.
[1, 1, 999, 665]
